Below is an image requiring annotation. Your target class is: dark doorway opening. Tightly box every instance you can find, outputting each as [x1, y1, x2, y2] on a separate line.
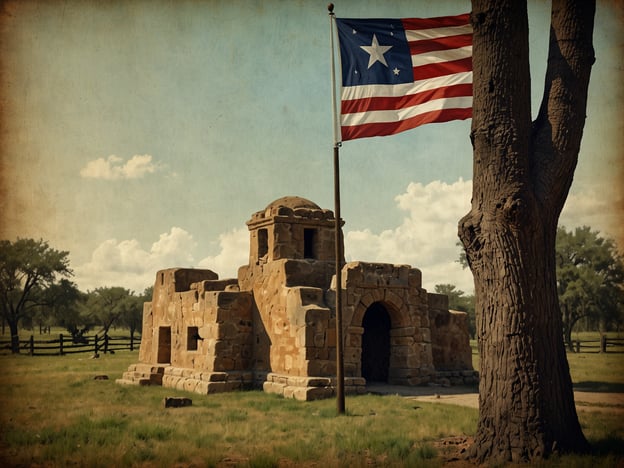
[157, 326, 171, 364]
[361, 302, 391, 382]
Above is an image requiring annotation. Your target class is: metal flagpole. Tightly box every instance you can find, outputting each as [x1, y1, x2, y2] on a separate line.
[328, 2, 345, 415]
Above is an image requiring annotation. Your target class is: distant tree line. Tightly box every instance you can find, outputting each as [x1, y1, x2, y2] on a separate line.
[0, 238, 152, 354]
[449, 225, 624, 347]
[2, 227, 622, 354]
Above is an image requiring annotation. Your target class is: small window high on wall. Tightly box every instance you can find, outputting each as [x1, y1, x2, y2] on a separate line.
[187, 326, 199, 351]
[258, 229, 268, 258]
[304, 228, 316, 259]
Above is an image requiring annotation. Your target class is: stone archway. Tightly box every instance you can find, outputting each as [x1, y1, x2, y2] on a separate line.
[361, 302, 391, 382]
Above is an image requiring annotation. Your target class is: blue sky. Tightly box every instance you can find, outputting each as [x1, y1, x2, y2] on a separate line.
[1, 0, 622, 295]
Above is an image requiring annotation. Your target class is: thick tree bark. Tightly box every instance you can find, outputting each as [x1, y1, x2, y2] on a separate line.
[459, 0, 595, 462]
[9, 318, 19, 354]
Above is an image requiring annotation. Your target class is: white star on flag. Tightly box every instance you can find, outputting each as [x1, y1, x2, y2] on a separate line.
[360, 34, 393, 69]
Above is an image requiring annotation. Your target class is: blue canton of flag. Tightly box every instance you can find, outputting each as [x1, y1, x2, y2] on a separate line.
[336, 19, 413, 87]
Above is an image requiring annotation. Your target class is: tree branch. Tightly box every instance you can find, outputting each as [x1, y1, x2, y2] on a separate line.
[531, 0, 596, 215]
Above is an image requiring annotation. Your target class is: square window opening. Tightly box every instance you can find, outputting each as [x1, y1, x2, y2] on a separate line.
[187, 326, 199, 351]
[258, 229, 268, 258]
[304, 229, 316, 259]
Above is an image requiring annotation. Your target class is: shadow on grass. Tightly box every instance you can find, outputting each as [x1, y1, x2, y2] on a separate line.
[591, 434, 624, 456]
[574, 381, 624, 393]
[366, 383, 479, 397]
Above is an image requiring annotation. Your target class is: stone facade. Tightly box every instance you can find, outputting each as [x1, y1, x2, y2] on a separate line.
[118, 196, 476, 400]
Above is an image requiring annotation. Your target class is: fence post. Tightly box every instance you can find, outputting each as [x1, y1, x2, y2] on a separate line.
[94, 334, 99, 355]
[104, 334, 109, 354]
[600, 335, 607, 353]
[29, 335, 34, 356]
[130, 332, 134, 351]
[59, 333, 64, 356]
[575, 340, 580, 353]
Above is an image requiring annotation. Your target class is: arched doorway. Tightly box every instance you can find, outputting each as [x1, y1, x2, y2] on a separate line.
[361, 302, 391, 382]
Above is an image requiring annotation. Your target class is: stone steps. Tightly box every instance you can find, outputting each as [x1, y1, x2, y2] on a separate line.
[116, 363, 166, 386]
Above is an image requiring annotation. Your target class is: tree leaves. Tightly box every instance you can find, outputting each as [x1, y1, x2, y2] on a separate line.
[0, 238, 72, 352]
[556, 226, 624, 344]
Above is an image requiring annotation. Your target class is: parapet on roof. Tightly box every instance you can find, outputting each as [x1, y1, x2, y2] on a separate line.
[248, 196, 335, 224]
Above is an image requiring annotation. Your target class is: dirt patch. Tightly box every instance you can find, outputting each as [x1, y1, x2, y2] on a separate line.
[432, 436, 475, 466]
[367, 383, 624, 413]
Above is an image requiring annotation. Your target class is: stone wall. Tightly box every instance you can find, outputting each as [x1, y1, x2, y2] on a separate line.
[238, 259, 335, 378]
[428, 292, 475, 381]
[340, 262, 435, 386]
[119, 268, 256, 393]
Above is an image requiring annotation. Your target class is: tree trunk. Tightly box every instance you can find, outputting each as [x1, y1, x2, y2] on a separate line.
[9, 319, 20, 354]
[561, 304, 574, 351]
[460, 0, 594, 462]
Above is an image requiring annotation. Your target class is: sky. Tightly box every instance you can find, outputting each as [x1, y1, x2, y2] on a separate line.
[1, 0, 622, 295]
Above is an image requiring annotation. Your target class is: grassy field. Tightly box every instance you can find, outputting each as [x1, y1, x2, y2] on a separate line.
[470, 333, 624, 391]
[0, 347, 622, 467]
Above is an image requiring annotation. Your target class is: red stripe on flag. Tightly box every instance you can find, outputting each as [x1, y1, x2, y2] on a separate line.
[401, 14, 471, 30]
[341, 107, 472, 141]
[408, 34, 472, 55]
[341, 83, 472, 115]
[412, 57, 473, 81]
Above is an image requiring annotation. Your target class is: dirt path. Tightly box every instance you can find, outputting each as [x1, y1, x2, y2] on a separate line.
[366, 383, 624, 413]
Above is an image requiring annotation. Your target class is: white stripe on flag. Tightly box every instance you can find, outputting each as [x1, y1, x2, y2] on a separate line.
[405, 24, 473, 41]
[340, 71, 473, 101]
[411, 45, 473, 66]
[341, 96, 473, 126]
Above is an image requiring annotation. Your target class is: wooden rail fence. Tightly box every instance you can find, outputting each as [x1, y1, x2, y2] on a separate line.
[0, 333, 140, 356]
[2, 334, 622, 355]
[572, 336, 624, 353]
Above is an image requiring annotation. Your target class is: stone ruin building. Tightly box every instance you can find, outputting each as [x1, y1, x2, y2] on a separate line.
[118, 196, 477, 400]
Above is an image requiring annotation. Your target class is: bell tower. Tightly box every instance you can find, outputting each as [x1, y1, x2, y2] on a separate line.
[246, 196, 343, 265]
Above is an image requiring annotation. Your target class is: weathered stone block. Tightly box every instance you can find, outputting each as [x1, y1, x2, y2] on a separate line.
[164, 397, 192, 408]
[263, 381, 285, 395]
[408, 268, 422, 287]
[390, 326, 416, 337]
[326, 327, 336, 347]
[385, 290, 404, 310]
[391, 336, 414, 346]
[313, 333, 325, 347]
[346, 332, 361, 348]
[214, 357, 235, 371]
[301, 386, 334, 401]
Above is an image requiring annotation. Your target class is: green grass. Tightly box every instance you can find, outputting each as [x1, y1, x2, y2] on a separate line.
[0, 351, 476, 467]
[470, 334, 624, 391]
[567, 351, 624, 392]
[0, 346, 622, 467]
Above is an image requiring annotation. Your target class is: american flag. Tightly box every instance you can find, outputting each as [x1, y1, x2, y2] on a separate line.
[335, 14, 472, 141]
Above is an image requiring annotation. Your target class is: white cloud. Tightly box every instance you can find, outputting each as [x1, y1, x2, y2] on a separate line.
[345, 179, 474, 293]
[73, 227, 248, 292]
[80, 154, 161, 180]
[74, 227, 197, 292]
[197, 227, 249, 279]
[150, 227, 196, 266]
[73, 181, 618, 296]
[560, 188, 622, 242]
[344, 179, 621, 294]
